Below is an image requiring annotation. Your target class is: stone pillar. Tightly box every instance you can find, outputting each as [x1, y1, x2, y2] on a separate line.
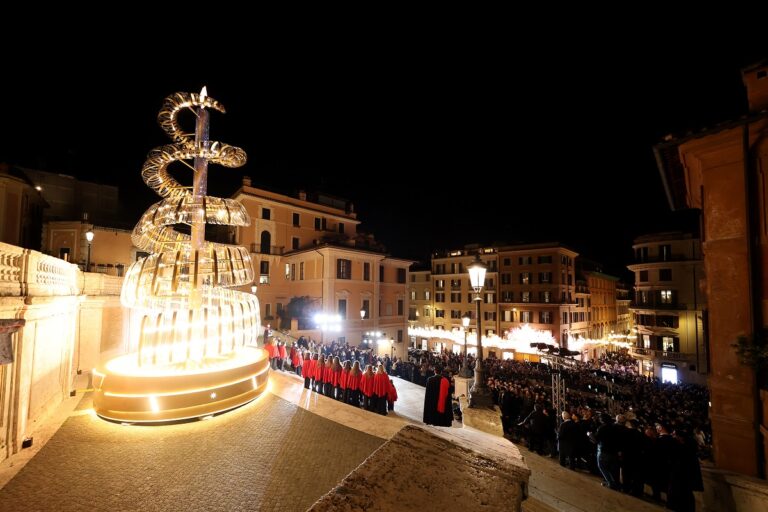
[0, 319, 25, 364]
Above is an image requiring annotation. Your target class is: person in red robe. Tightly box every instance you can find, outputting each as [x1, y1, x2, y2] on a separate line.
[331, 356, 343, 400]
[340, 360, 351, 403]
[347, 361, 362, 407]
[360, 365, 375, 411]
[303, 352, 314, 389]
[387, 378, 398, 412]
[315, 355, 326, 393]
[277, 341, 287, 371]
[373, 364, 390, 415]
[322, 358, 333, 397]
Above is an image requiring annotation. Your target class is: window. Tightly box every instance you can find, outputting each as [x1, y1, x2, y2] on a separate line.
[539, 272, 552, 283]
[659, 268, 672, 281]
[435, 279, 445, 289]
[338, 223, 344, 234]
[362, 299, 370, 318]
[435, 309, 445, 318]
[540, 311, 552, 323]
[397, 268, 406, 283]
[521, 311, 532, 323]
[424, 307, 431, 317]
[484, 293, 495, 304]
[519, 256, 532, 265]
[364, 262, 371, 281]
[662, 336, 676, 352]
[262, 208, 271, 220]
[541, 291, 551, 303]
[562, 312, 568, 324]
[501, 273, 511, 285]
[260, 261, 269, 275]
[450, 279, 461, 288]
[337, 259, 352, 279]
[410, 290, 416, 300]
[379, 265, 384, 282]
[397, 330, 403, 342]
[290, 264, 296, 281]
[435, 292, 445, 302]
[660, 290, 673, 304]
[503, 309, 514, 322]
[639, 270, 649, 282]
[501, 291, 513, 302]
[660, 244, 671, 261]
[299, 262, 305, 280]
[522, 292, 531, 303]
[292, 237, 300, 250]
[639, 290, 649, 304]
[503, 258, 511, 266]
[520, 272, 530, 284]
[284, 263, 290, 279]
[451, 292, 461, 303]
[643, 334, 651, 349]
[314, 218, 321, 230]
[451, 310, 462, 319]
[538, 255, 552, 264]
[338, 299, 347, 319]
[397, 299, 404, 316]
[259, 275, 270, 284]
[657, 315, 678, 328]
[411, 275, 416, 282]
[292, 212, 300, 227]
[484, 311, 497, 321]
[264, 303, 272, 318]
[424, 290, 431, 301]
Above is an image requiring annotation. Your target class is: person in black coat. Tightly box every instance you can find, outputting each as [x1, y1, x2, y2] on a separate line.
[423, 371, 452, 426]
[558, 411, 579, 469]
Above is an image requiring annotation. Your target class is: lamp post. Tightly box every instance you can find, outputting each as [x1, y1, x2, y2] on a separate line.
[467, 254, 493, 408]
[460, 314, 472, 377]
[389, 338, 394, 359]
[85, 229, 94, 272]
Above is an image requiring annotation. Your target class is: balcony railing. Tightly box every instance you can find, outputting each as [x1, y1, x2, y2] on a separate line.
[250, 243, 284, 255]
[630, 301, 684, 310]
[630, 347, 691, 361]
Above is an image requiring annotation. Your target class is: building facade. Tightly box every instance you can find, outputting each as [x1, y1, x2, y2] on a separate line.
[654, 61, 768, 477]
[232, 178, 411, 354]
[0, 163, 46, 250]
[627, 233, 707, 385]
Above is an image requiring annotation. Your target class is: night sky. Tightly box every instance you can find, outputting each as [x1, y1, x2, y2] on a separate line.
[2, 41, 763, 277]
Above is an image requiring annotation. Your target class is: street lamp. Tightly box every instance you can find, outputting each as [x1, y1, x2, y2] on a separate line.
[85, 229, 94, 272]
[460, 314, 472, 377]
[389, 337, 395, 359]
[467, 254, 493, 408]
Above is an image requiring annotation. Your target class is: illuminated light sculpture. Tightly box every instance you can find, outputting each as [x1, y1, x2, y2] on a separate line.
[93, 88, 269, 423]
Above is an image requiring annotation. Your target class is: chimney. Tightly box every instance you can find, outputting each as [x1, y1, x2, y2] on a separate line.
[298, 190, 307, 201]
[242, 176, 252, 187]
[742, 60, 768, 112]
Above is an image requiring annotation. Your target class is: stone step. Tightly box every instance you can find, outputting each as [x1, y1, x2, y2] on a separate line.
[522, 497, 559, 512]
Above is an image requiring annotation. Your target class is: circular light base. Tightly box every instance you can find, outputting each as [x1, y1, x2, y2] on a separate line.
[92, 346, 270, 423]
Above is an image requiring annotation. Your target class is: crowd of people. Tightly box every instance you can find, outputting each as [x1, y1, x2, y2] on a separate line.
[263, 336, 397, 415]
[264, 332, 708, 510]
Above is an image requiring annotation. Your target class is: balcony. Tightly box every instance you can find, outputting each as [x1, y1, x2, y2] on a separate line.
[630, 301, 683, 310]
[630, 347, 692, 361]
[250, 243, 284, 255]
[632, 254, 699, 264]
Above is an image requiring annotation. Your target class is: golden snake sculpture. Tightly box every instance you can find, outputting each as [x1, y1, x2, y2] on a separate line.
[121, 91, 259, 366]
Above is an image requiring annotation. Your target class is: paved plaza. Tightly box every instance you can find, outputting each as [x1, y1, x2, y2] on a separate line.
[0, 392, 382, 512]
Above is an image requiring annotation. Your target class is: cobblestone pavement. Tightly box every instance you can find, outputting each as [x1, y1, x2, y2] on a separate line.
[0, 393, 383, 512]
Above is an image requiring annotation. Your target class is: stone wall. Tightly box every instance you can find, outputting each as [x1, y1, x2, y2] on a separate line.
[0, 242, 127, 462]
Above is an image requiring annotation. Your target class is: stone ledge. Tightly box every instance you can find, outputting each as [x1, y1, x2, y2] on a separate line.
[309, 424, 529, 511]
[459, 395, 504, 437]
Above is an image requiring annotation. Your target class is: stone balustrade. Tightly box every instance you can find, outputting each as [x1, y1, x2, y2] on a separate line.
[0, 242, 79, 297]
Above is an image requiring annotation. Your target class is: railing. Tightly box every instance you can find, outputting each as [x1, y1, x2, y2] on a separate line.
[1, 243, 79, 297]
[630, 346, 692, 361]
[630, 301, 684, 310]
[249, 243, 284, 255]
[632, 254, 699, 264]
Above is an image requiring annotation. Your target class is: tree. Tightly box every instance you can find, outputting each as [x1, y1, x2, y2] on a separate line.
[285, 296, 319, 331]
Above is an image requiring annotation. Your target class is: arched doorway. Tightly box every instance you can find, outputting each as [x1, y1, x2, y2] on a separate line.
[260, 231, 271, 254]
